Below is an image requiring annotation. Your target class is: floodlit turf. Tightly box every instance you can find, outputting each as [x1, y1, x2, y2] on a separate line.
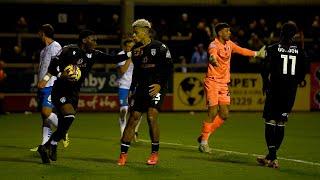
[0, 112, 319, 179]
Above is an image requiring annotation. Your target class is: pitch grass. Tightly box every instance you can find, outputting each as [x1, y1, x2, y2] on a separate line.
[0, 112, 319, 179]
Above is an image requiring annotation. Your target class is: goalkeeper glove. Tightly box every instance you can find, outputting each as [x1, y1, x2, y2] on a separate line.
[255, 45, 266, 58]
[209, 55, 219, 67]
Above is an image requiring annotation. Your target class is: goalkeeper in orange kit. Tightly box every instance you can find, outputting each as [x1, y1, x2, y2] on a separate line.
[197, 23, 266, 153]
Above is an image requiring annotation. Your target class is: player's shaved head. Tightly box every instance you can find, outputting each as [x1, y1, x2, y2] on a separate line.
[280, 22, 297, 42]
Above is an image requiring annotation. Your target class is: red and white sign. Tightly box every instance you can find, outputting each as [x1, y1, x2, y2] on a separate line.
[310, 63, 320, 110]
[3, 93, 173, 112]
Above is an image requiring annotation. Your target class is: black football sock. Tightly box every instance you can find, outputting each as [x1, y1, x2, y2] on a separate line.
[275, 124, 285, 150]
[120, 141, 131, 154]
[265, 121, 277, 160]
[51, 114, 74, 143]
[151, 141, 159, 153]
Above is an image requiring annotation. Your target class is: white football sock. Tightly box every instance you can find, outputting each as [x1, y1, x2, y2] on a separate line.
[41, 127, 52, 145]
[48, 112, 58, 127]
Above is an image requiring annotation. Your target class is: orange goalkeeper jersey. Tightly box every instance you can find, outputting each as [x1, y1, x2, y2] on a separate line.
[207, 38, 256, 83]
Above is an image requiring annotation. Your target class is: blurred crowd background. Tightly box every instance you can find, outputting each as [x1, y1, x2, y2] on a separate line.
[0, 2, 319, 73]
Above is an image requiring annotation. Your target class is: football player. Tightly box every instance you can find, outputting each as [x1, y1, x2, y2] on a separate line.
[257, 22, 306, 168]
[36, 30, 131, 164]
[117, 19, 173, 166]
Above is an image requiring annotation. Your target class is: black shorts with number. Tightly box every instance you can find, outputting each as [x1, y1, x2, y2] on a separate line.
[130, 87, 165, 112]
[263, 85, 298, 122]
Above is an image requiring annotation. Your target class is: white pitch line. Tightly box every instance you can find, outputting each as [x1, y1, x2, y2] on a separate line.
[139, 139, 320, 167]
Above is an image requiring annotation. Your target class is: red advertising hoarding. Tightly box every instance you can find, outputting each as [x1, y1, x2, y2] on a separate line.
[3, 93, 173, 112]
[310, 63, 320, 110]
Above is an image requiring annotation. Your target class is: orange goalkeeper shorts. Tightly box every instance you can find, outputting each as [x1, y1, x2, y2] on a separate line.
[204, 77, 230, 107]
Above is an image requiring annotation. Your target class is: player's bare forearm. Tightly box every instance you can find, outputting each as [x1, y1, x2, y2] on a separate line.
[37, 73, 52, 89]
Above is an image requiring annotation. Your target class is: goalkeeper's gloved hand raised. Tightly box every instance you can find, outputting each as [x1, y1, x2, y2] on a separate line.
[255, 45, 266, 59]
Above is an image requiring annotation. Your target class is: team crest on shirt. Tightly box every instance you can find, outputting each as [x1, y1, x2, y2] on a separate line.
[151, 49, 156, 56]
[77, 58, 83, 65]
[166, 50, 171, 58]
[60, 97, 66, 103]
[86, 53, 92, 58]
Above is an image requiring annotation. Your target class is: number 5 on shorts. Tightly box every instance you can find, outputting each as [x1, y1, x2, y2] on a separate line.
[152, 93, 161, 105]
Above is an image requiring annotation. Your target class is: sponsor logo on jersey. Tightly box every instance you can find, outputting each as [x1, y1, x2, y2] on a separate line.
[151, 49, 156, 56]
